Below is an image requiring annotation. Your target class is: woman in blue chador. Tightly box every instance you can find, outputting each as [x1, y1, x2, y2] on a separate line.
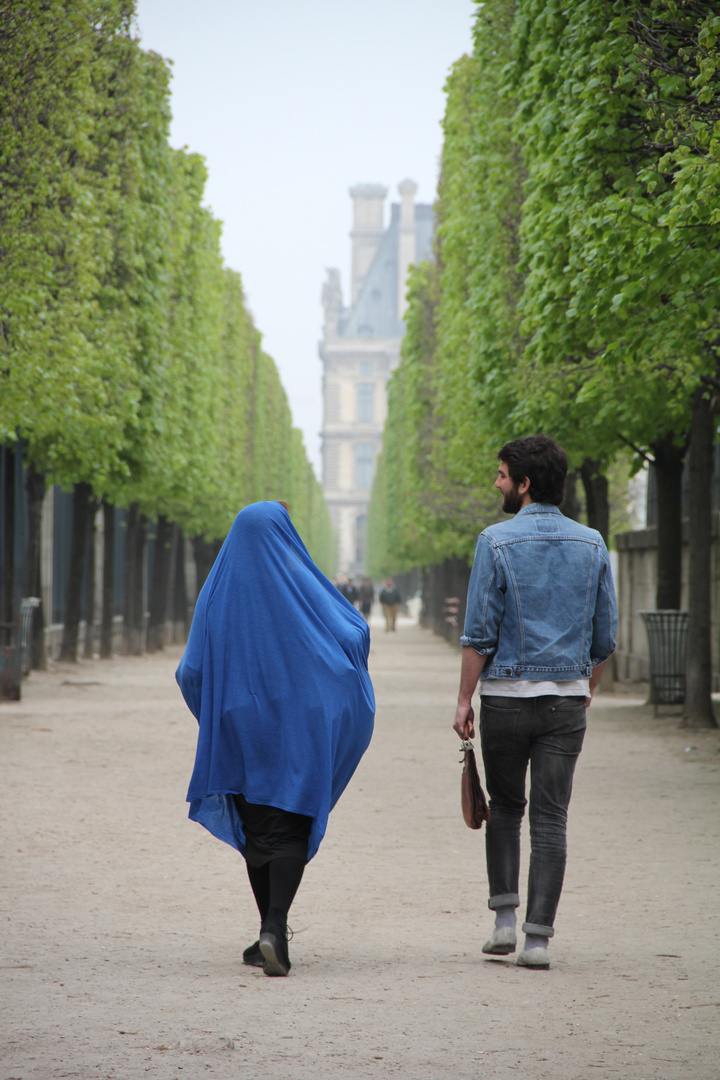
[176, 501, 375, 976]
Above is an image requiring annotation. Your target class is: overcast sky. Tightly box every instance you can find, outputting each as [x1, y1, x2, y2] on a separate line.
[133, 0, 476, 471]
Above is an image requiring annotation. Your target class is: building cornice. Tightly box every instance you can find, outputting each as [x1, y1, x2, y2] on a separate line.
[324, 492, 374, 507]
[321, 426, 384, 438]
[321, 336, 401, 352]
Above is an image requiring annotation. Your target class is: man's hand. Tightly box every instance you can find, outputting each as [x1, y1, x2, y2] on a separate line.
[453, 646, 486, 739]
[454, 701, 475, 740]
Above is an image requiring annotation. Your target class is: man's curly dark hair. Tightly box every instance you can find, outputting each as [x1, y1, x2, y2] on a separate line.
[498, 435, 567, 506]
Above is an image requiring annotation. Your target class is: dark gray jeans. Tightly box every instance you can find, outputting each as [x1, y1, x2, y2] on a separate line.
[479, 694, 587, 938]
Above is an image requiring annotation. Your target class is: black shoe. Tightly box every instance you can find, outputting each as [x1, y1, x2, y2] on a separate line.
[242, 940, 265, 967]
[259, 908, 291, 976]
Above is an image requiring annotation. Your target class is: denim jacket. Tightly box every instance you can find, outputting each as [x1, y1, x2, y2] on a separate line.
[460, 504, 617, 682]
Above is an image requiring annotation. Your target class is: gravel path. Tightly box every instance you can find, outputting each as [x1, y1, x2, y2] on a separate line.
[2, 618, 719, 1079]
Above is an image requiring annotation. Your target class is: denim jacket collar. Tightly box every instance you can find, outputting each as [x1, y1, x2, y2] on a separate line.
[515, 503, 562, 517]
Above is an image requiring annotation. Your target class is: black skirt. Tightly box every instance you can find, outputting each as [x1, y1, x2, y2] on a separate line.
[233, 794, 312, 867]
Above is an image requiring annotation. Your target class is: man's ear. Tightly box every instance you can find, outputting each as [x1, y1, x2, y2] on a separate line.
[518, 476, 531, 496]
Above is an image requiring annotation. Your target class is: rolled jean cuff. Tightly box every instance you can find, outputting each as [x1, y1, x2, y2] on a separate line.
[488, 894, 520, 911]
[522, 921, 555, 939]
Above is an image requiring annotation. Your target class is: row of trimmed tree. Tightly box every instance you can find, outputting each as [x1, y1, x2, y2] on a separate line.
[368, 0, 720, 727]
[0, 1, 334, 670]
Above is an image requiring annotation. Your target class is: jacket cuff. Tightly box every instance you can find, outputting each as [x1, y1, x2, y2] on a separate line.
[459, 636, 495, 654]
[590, 646, 616, 666]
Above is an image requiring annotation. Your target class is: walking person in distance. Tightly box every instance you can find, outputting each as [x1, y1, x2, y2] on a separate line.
[379, 577, 401, 632]
[358, 577, 375, 623]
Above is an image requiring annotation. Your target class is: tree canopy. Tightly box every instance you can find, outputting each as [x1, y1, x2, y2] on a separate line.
[368, 0, 720, 574]
[367, 0, 720, 724]
[0, 0, 334, 572]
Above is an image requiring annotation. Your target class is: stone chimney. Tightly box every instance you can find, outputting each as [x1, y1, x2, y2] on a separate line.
[349, 183, 388, 304]
[321, 268, 343, 337]
[397, 179, 418, 321]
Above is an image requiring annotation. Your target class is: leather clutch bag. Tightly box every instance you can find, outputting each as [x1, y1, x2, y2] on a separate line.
[460, 739, 490, 830]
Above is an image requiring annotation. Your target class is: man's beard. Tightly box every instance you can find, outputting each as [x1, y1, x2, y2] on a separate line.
[502, 485, 524, 514]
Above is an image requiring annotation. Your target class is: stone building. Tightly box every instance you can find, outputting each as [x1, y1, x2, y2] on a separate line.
[319, 181, 433, 575]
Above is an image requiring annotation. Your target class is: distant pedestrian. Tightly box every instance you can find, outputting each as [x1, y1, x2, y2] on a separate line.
[453, 435, 617, 969]
[176, 502, 375, 976]
[358, 577, 374, 622]
[345, 577, 358, 607]
[379, 578, 401, 632]
[334, 575, 348, 598]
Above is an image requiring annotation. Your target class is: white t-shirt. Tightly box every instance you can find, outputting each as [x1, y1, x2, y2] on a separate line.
[480, 678, 589, 698]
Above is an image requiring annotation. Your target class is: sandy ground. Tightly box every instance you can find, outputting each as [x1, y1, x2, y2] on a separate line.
[1, 616, 719, 1080]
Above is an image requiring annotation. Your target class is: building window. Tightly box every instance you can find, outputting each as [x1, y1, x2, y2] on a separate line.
[359, 361, 372, 375]
[357, 383, 374, 422]
[355, 443, 374, 489]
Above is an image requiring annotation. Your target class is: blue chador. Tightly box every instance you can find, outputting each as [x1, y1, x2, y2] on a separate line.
[176, 501, 375, 861]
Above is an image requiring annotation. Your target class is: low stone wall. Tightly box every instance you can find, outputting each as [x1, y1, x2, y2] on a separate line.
[615, 515, 720, 688]
[44, 616, 188, 661]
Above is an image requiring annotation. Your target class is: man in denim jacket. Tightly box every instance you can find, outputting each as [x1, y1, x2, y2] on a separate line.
[453, 435, 617, 969]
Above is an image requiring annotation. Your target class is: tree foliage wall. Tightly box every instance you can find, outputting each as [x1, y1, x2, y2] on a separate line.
[368, 0, 720, 722]
[369, 0, 720, 570]
[0, 1, 334, 575]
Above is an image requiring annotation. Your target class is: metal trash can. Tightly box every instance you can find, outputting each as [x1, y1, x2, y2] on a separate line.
[639, 610, 689, 712]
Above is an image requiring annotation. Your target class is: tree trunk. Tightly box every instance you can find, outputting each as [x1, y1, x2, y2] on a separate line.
[100, 501, 115, 659]
[133, 511, 148, 653]
[0, 446, 15, 641]
[418, 560, 462, 643]
[123, 503, 139, 654]
[651, 436, 685, 610]
[420, 567, 432, 630]
[0, 444, 21, 699]
[83, 498, 99, 658]
[193, 536, 219, 596]
[422, 564, 439, 636]
[442, 559, 456, 645]
[167, 525, 179, 641]
[561, 469, 582, 522]
[580, 459, 610, 544]
[147, 516, 174, 653]
[173, 530, 188, 640]
[24, 460, 47, 670]
[579, 459, 615, 691]
[58, 482, 94, 662]
[123, 503, 147, 655]
[683, 388, 717, 728]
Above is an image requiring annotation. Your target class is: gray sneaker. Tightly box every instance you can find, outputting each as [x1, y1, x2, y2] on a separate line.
[482, 927, 517, 955]
[516, 947, 550, 969]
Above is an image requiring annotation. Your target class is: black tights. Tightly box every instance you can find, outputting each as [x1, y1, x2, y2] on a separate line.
[246, 857, 306, 923]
